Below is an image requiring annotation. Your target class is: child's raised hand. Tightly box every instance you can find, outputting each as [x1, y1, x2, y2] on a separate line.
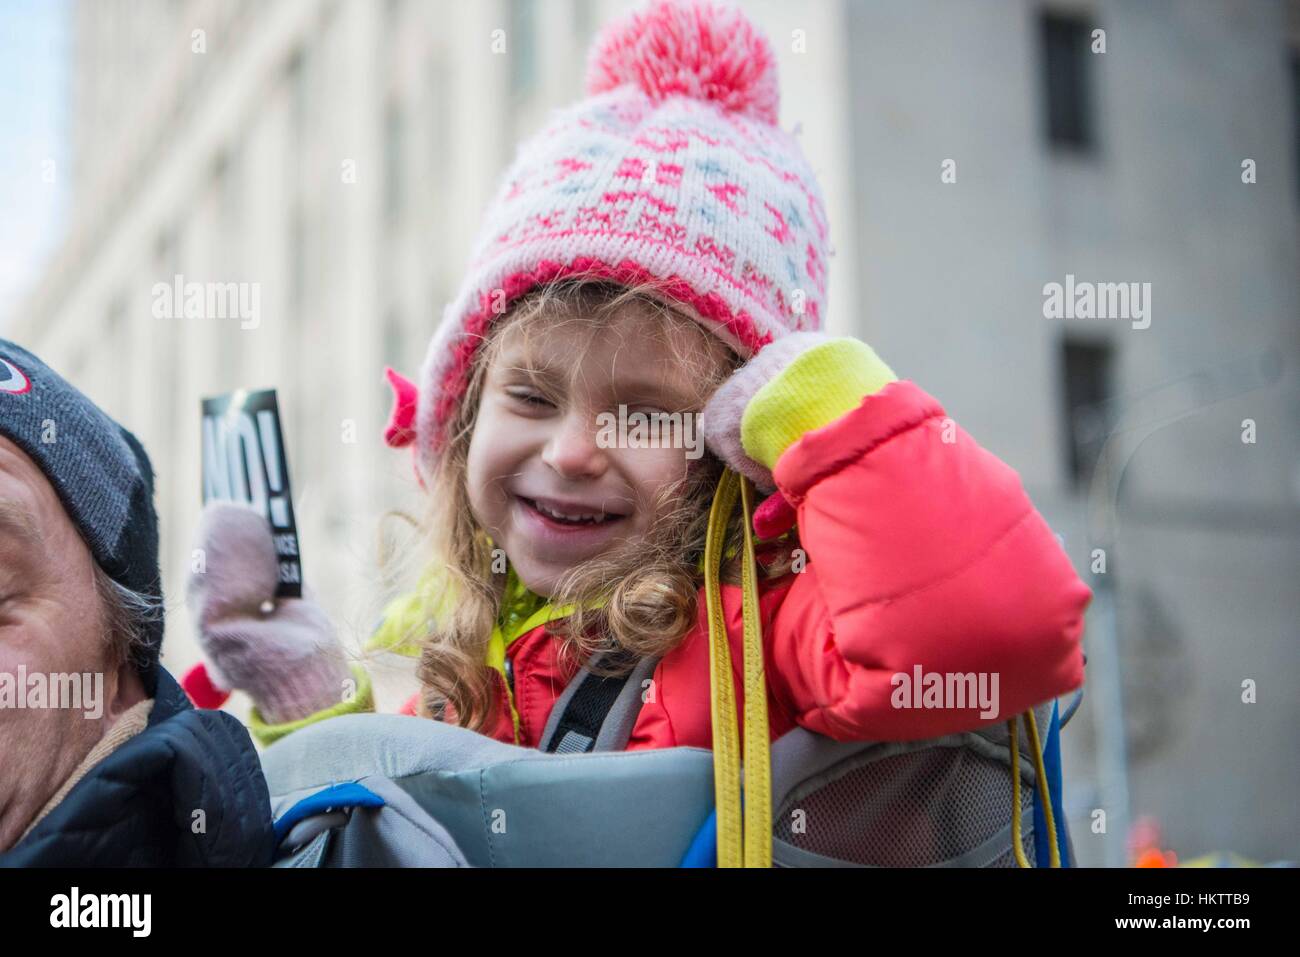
[185, 501, 357, 726]
[699, 332, 898, 496]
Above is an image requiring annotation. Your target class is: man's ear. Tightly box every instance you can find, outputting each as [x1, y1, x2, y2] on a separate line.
[104, 658, 147, 724]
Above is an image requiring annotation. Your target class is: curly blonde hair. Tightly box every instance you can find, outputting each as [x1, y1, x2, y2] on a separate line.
[410, 275, 800, 733]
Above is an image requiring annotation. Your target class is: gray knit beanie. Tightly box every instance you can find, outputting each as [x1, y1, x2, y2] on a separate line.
[0, 338, 164, 695]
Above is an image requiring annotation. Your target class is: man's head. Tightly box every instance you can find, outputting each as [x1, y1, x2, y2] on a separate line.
[0, 340, 164, 850]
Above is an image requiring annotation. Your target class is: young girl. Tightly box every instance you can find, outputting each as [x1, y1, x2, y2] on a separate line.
[186, 0, 1088, 768]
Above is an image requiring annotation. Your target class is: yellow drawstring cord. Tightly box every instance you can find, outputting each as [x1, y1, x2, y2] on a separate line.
[1008, 708, 1061, 868]
[703, 470, 742, 867]
[703, 468, 772, 867]
[738, 474, 772, 868]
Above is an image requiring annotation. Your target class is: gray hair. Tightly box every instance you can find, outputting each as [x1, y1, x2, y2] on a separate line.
[91, 563, 163, 670]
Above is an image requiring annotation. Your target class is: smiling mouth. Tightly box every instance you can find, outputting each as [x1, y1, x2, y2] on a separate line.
[517, 496, 627, 527]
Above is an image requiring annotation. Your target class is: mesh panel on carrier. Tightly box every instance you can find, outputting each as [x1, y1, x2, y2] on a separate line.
[771, 722, 1046, 868]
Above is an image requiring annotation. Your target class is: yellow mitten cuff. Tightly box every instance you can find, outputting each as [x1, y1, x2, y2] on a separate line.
[739, 338, 897, 471]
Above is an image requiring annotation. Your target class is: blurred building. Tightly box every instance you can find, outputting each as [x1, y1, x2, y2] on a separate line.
[844, 0, 1300, 865]
[7, 0, 1299, 865]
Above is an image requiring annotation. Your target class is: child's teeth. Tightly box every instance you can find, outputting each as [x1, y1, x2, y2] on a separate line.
[534, 500, 605, 523]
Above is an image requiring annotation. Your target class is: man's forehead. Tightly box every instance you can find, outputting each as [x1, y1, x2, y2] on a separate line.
[0, 435, 49, 485]
[0, 498, 41, 547]
[0, 436, 64, 540]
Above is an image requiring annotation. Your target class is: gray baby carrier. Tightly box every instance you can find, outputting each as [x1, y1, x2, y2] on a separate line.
[263, 471, 1077, 867]
[263, 689, 1076, 868]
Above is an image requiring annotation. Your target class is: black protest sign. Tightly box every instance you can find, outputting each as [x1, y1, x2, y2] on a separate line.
[201, 389, 303, 598]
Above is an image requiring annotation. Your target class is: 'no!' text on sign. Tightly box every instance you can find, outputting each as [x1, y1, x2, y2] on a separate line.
[201, 389, 303, 598]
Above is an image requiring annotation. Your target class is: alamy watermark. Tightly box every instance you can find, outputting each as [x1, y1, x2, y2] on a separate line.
[1043, 273, 1151, 330]
[0, 667, 104, 719]
[890, 665, 1000, 719]
[151, 273, 261, 330]
[595, 405, 704, 459]
[50, 887, 151, 936]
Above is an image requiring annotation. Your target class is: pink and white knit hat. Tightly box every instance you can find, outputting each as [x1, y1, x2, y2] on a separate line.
[388, 0, 832, 480]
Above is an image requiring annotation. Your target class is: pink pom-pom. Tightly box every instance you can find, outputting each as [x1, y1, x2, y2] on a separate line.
[585, 0, 780, 125]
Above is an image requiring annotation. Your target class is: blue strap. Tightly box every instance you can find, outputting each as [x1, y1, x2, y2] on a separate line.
[273, 781, 386, 846]
[1032, 701, 1070, 867]
[679, 809, 718, 867]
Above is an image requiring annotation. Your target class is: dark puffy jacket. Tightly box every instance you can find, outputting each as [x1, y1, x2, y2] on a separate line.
[0, 668, 274, 867]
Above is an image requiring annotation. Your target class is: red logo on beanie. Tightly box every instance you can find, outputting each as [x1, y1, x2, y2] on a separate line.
[0, 357, 31, 394]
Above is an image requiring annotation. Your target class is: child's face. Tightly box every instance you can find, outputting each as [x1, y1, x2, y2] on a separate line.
[466, 308, 729, 597]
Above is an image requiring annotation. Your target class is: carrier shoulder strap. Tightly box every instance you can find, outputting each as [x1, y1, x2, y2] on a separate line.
[539, 653, 660, 754]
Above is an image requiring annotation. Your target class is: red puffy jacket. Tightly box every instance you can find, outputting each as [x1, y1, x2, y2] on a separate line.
[474, 379, 1090, 751]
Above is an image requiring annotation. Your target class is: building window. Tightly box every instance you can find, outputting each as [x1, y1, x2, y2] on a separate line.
[1291, 52, 1299, 203]
[428, 55, 450, 185]
[213, 146, 242, 231]
[385, 99, 405, 225]
[287, 47, 306, 136]
[383, 308, 405, 371]
[289, 202, 305, 313]
[104, 295, 127, 414]
[1039, 10, 1096, 153]
[153, 227, 176, 272]
[508, 0, 536, 100]
[1060, 336, 1113, 489]
[573, 0, 593, 44]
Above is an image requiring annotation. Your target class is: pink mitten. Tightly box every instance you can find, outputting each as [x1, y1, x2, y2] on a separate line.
[699, 332, 898, 536]
[699, 332, 832, 495]
[186, 502, 353, 725]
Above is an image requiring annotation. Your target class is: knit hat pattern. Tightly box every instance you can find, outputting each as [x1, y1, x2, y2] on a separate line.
[412, 0, 831, 479]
